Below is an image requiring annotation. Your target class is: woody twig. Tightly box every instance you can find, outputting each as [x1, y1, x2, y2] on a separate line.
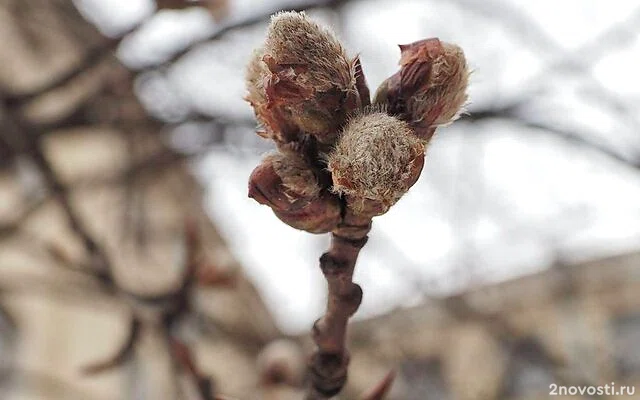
[245, 11, 469, 399]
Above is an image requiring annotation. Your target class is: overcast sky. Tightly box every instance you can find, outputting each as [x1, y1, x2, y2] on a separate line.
[78, 0, 640, 333]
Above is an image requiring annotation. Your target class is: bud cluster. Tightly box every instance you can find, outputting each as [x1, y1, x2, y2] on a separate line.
[246, 11, 469, 232]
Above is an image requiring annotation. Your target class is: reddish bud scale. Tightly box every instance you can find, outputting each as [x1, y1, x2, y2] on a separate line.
[374, 38, 469, 141]
[245, 12, 370, 147]
[248, 155, 341, 234]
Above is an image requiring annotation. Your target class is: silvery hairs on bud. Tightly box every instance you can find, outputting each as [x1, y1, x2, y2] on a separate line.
[245, 11, 358, 144]
[328, 110, 425, 210]
[411, 42, 468, 126]
[249, 151, 321, 208]
[265, 11, 354, 95]
[248, 151, 341, 233]
[245, 47, 268, 114]
[374, 38, 469, 140]
[268, 151, 321, 200]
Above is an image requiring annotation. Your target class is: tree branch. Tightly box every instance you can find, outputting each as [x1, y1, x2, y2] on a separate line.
[307, 211, 370, 399]
[3, 40, 118, 108]
[149, 0, 359, 69]
[82, 317, 141, 374]
[460, 105, 640, 168]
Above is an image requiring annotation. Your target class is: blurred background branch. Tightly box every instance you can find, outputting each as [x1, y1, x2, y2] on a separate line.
[0, 0, 639, 399]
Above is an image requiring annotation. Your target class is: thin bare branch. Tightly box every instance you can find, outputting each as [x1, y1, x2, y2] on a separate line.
[155, 0, 208, 9]
[3, 41, 118, 108]
[307, 211, 371, 399]
[169, 337, 215, 400]
[460, 105, 640, 168]
[82, 317, 140, 374]
[147, 0, 360, 69]
[359, 371, 396, 400]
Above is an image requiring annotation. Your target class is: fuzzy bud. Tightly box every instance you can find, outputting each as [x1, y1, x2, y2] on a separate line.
[248, 152, 341, 233]
[374, 38, 469, 141]
[328, 112, 425, 215]
[245, 11, 361, 145]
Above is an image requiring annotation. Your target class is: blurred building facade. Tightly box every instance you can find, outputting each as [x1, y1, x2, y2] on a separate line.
[343, 251, 640, 400]
[1, 1, 639, 400]
[0, 1, 279, 399]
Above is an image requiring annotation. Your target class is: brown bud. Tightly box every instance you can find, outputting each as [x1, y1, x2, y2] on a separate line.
[244, 11, 364, 145]
[248, 152, 341, 233]
[245, 47, 302, 144]
[374, 38, 469, 141]
[328, 112, 425, 215]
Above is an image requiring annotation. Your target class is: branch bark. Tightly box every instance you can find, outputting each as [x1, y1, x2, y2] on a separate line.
[307, 210, 371, 399]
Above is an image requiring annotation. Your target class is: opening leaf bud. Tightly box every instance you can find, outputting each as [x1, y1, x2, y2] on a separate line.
[248, 152, 341, 233]
[374, 38, 469, 141]
[245, 11, 360, 145]
[328, 112, 425, 215]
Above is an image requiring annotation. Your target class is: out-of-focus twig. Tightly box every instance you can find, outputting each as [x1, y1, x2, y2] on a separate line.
[3, 0, 222, 109]
[82, 317, 141, 374]
[0, 97, 113, 281]
[153, 0, 360, 69]
[308, 231, 368, 399]
[460, 105, 640, 168]
[455, 0, 640, 139]
[359, 371, 396, 400]
[3, 42, 118, 108]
